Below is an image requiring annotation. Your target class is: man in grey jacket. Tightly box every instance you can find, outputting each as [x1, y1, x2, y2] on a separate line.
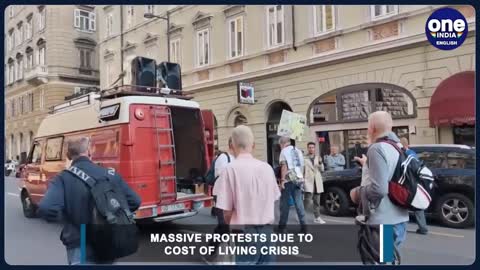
[350, 111, 409, 249]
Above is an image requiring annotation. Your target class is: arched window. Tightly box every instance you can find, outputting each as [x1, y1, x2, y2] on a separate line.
[307, 83, 416, 125]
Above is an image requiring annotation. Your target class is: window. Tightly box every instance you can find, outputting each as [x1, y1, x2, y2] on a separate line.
[26, 16, 33, 40]
[74, 9, 96, 32]
[417, 151, 446, 169]
[314, 5, 335, 35]
[45, 137, 64, 161]
[106, 13, 114, 38]
[7, 31, 13, 51]
[266, 5, 284, 48]
[105, 61, 113, 86]
[145, 5, 155, 15]
[26, 49, 34, 69]
[11, 99, 16, 117]
[11, 30, 16, 49]
[37, 46, 46, 66]
[447, 152, 475, 170]
[18, 23, 24, 44]
[38, 7, 46, 31]
[228, 16, 244, 58]
[17, 58, 23, 80]
[308, 84, 416, 125]
[29, 141, 42, 164]
[8, 62, 15, 84]
[9, 6, 14, 18]
[79, 48, 93, 69]
[371, 5, 398, 20]
[170, 38, 181, 64]
[196, 29, 210, 67]
[126, 6, 135, 29]
[20, 96, 25, 114]
[39, 88, 45, 110]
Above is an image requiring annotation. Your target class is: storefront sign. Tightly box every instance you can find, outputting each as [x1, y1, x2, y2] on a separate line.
[237, 82, 255, 104]
[277, 110, 307, 141]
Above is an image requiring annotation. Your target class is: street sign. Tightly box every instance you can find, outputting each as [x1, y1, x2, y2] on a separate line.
[237, 82, 255, 104]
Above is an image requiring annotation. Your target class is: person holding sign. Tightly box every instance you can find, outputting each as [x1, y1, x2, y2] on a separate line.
[277, 137, 307, 234]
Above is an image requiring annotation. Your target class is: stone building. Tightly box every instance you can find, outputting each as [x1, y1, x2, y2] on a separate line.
[4, 5, 100, 161]
[96, 5, 475, 167]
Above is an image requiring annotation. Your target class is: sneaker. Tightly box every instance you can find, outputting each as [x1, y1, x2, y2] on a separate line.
[314, 217, 326, 224]
[416, 228, 428, 235]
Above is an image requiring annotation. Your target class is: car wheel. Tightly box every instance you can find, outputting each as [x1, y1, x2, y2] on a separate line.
[435, 193, 474, 228]
[21, 191, 38, 218]
[323, 187, 349, 216]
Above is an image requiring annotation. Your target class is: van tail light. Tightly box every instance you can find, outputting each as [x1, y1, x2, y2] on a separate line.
[134, 108, 145, 120]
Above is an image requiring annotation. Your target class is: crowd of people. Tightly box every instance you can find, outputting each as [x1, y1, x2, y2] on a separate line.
[36, 110, 427, 265]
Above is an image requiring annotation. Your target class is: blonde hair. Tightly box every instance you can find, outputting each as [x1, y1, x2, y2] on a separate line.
[231, 125, 254, 150]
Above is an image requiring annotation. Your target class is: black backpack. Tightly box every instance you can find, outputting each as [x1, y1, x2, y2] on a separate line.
[66, 166, 139, 261]
[204, 152, 231, 186]
[377, 138, 435, 211]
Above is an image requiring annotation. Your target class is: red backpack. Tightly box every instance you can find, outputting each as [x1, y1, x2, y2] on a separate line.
[378, 138, 435, 211]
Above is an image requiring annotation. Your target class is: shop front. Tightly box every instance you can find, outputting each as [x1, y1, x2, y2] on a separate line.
[429, 71, 475, 147]
[307, 83, 416, 170]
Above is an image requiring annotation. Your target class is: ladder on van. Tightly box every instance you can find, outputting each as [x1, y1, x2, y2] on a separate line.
[152, 106, 177, 205]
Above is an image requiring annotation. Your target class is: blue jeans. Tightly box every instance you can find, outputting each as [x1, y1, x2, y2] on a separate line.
[235, 226, 275, 265]
[279, 182, 306, 229]
[393, 222, 407, 248]
[66, 246, 95, 265]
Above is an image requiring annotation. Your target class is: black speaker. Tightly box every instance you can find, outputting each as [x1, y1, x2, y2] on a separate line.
[131, 57, 156, 89]
[157, 62, 182, 91]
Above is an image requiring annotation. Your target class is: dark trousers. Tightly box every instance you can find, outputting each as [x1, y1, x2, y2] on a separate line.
[414, 210, 428, 232]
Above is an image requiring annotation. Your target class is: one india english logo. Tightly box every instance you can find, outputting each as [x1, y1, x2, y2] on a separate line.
[425, 7, 468, 50]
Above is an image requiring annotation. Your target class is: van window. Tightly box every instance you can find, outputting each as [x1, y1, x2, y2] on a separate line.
[28, 142, 43, 164]
[416, 151, 447, 169]
[45, 137, 64, 161]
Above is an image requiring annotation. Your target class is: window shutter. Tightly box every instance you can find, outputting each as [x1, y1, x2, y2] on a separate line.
[89, 12, 96, 31]
[74, 9, 80, 28]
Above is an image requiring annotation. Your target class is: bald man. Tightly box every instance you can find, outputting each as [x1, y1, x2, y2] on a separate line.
[350, 111, 409, 252]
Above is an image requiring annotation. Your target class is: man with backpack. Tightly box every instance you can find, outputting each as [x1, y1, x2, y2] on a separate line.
[350, 111, 409, 256]
[38, 137, 141, 265]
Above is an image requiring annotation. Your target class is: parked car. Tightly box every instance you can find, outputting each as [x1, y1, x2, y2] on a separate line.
[321, 144, 475, 229]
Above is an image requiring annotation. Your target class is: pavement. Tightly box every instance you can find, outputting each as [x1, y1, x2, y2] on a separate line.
[3, 176, 475, 265]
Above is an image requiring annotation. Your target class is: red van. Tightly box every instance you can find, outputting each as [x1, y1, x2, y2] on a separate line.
[19, 86, 215, 222]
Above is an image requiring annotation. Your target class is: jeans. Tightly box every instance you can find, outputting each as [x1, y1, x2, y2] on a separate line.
[393, 222, 407, 248]
[414, 210, 428, 232]
[66, 246, 95, 265]
[235, 225, 275, 265]
[279, 182, 306, 229]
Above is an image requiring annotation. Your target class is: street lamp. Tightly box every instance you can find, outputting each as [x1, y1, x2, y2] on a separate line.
[144, 12, 171, 62]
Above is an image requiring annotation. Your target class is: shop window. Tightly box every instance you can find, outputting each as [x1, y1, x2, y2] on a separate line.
[45, 137, 64, 161]
[453, 126, 475, 147]
[311, 92, 338, 123]
[308, 83, 416, 125]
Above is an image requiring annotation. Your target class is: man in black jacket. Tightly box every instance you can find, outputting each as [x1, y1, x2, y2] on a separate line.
[38, 137, 141, 265]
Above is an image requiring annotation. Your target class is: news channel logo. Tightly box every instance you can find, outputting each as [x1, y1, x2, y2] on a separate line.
[425, 7, 468, 50]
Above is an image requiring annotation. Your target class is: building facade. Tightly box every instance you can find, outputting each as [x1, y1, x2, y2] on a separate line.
[96, 5, 475, 166]
[4, 5, 100, 161]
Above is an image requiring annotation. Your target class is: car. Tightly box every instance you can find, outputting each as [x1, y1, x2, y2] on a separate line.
[320, 144, 475, 229]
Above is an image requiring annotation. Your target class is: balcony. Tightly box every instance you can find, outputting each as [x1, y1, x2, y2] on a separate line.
[25, 66, 48, 85]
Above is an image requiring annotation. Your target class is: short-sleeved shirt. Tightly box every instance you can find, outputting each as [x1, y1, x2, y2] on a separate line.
[279, 145, 305, 179]
[213, 153, 281, 225]
[214, 152, 235, 179]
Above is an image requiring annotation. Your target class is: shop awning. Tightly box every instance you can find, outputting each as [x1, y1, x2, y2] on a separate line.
[429, 71, 475, 127]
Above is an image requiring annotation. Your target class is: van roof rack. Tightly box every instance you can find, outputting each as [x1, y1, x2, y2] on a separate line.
[100, 85, 193, 100]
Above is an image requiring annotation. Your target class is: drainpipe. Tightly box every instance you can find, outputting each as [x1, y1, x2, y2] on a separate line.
[291, 5, 297, 51]
[120, 5, 124, 85]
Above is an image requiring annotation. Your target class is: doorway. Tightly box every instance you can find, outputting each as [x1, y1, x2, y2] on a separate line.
[266, 101, 292, 167]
